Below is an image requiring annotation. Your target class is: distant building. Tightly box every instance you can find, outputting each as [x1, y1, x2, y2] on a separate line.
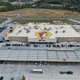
[11, 0, 38, 3]
[1, 0, 8, 2]
[1, 0, 38, 4]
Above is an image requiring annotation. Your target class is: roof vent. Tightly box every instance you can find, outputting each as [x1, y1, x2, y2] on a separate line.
[63, 30, 65, 33]
[55, 31, 58, 34]
[19, 30, 21, 33]
[26, 30, 30, 33]
[29, 26, 31, 29]
[16, 30, 21, 35]
[49, 27, 51, 30]
[24, 28, 26, 30]
[60, 26, 63, 29]
[34, 26, 38, 29]
[44, 27, 46, 30]
[47, 27, 51, 31]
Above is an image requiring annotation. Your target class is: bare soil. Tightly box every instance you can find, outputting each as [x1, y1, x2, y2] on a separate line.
[0, 8, 79, 18]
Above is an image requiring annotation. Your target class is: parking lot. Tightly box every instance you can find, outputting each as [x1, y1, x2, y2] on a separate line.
[1, 41, 80, 49]
[0, 62, 80, 80]
[0, 18, 16, 43]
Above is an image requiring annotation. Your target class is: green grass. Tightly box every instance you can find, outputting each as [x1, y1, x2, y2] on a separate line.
[74, 18, 80, 21]
[10, 20, 54, 24]
[62, 20, 78, 24]
[10, 19, 78, 25]
[0, 18, 7, 23]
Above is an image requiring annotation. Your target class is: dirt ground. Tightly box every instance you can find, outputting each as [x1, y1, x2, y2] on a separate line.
[0, 8, 79, 18]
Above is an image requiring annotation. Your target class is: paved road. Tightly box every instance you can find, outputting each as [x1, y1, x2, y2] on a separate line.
[0, 18, 16, 39]
[2, 18, 12, 24]
[0, 63, 80, 80]
[12, 17, 72, 21]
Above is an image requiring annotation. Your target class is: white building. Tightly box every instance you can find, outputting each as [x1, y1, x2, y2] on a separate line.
[5, 23, 80, 43]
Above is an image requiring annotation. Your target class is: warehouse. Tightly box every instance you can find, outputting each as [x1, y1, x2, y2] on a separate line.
[5, 23, 80, 43]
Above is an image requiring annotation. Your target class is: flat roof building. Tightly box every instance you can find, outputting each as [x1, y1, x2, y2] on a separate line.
[5, 23, 80, 43]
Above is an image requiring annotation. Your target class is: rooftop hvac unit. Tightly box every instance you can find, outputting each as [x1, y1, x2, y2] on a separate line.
[55, 31, 58, 34]
[44, 27, 46, 30]
[24, 28, 26, 30]
[63, 30, 65, 33]
[34, 26, 38, 29]
[24, 28, 29, 31]
[47, 27, 51, 31]
[49, 27, 51, 30]
[16, 30, 21, 35]
[26, 30, 30, 33]
[61, 26, 63, 28]
[26, 28, 29, 30]
[29, 26, 31, 29]
[47, 29, 49, 31]
[19, 30, 21, 33]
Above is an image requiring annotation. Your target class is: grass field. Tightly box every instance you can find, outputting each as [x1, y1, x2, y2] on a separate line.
[75, 18, 80, 21]
[62, 20, 78, 24]
[0, 18, 7, 23]
[11, 20, 54, 24]
[11, 19, 78, 24]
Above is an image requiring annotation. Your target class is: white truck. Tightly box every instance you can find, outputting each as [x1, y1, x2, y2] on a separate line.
[31, 69, 44, 73]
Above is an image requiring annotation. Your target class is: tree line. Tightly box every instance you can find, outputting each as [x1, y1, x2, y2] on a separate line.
[0, 1, 80, 12]
[0, 2, 32, 12]
[36, 0, 80, 4]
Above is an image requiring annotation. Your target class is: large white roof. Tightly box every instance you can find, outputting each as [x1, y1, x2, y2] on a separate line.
[7, 23, 80, 39]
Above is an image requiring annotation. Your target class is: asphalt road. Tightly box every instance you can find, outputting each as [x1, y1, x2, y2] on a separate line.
[0, 18, 16, 39]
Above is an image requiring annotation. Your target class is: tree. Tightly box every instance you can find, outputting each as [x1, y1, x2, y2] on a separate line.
[22, 75, 26, 80]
